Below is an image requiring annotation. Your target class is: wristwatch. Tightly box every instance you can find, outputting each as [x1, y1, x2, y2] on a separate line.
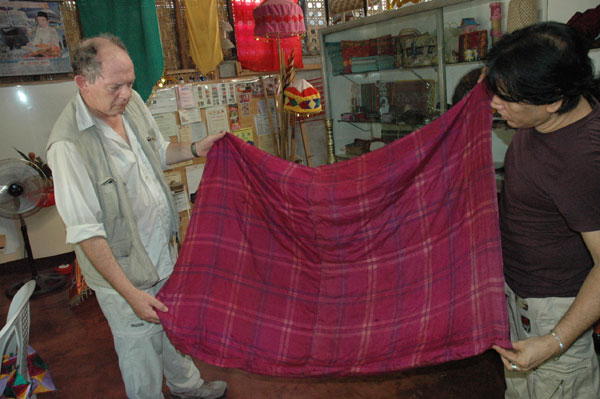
[190, 142, 199, 157]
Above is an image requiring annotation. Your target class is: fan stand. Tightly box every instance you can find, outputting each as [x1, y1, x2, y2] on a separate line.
[5, 214, 69, 299]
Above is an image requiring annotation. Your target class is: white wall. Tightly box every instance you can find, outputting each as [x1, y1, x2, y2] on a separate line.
[546, 0, 600, 70]
[0, 80, 77, 263]
[0, 81, 77, 160]
[547, 0, 597, 23]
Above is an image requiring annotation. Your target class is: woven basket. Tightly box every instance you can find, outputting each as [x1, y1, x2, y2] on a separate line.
[507, 0, 537, 33]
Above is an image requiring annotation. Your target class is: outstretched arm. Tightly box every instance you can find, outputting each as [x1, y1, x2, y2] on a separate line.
[494, 230, 600, 371]
[165, 131, 227, 165]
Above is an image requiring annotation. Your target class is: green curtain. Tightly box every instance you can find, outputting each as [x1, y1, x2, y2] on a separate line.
[77, 0, 164, 101]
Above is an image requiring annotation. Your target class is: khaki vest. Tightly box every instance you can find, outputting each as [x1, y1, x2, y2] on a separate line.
[46, 91, 179, 290]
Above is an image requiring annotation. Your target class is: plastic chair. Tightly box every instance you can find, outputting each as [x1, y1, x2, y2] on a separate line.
[0, 280, 36, 386]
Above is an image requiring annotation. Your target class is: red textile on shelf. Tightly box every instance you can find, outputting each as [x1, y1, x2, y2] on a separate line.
[158, 83, 510, 377]
[232, 0, 303, 72]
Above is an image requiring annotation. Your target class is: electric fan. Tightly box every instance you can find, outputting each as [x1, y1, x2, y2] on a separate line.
[0, 158, 69, 298]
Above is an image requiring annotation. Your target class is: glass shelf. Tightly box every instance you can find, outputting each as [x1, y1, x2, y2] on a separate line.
[319, 0, 475, 159]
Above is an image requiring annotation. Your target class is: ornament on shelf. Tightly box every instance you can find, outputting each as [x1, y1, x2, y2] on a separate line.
[284, 79, 322, 114]
[490, 2, 503, 45]
[460, 18, 479, 34]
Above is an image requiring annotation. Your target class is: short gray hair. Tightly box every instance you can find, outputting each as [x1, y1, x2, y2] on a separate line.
[72, 33, 129, 83]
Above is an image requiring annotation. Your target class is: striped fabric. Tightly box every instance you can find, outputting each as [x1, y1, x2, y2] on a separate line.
[157, 82, 510, 377]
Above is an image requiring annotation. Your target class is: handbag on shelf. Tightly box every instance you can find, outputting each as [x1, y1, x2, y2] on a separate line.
[398, 29, 438, 68]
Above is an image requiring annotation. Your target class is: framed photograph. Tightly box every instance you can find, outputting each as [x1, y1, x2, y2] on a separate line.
[217, 60, 237, 79]
[0, 1, 72, 77]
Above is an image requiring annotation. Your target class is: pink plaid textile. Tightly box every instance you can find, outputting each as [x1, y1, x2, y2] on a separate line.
[157, 83, 511, 377]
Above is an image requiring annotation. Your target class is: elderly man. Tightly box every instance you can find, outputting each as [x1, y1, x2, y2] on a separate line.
[46, 34, 228, 399]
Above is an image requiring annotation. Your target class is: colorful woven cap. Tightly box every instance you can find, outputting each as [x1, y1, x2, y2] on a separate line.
[284, 79, 322, 113]
[254, 0, 306, 38]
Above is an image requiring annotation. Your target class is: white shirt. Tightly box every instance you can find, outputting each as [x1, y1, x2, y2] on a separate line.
[47, 93, 176, 281]
[31, 26, 60, 47]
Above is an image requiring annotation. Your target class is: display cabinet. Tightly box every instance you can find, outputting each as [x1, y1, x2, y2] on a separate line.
[318, 0, 483, 160]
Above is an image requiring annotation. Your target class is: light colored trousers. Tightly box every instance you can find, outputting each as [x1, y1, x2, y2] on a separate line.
[504, 284, 600, 399]
[95, 280, 203, 399]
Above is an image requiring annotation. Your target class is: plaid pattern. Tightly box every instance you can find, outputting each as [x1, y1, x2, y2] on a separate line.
[158, 83, 510, 377]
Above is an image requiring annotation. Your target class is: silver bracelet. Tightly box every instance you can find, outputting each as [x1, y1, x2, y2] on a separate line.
[550, 330, 565, 353]
[190, 141, 199, 157]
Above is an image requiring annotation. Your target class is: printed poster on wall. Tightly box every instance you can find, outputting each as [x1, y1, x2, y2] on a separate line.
[232, 127, 254, 144]
[205, 105, 230, 136]
[0, 1, 72, 76]
[176, 84, 197, 109]
[197, 85, 213, 108]
[148, 87, 177, 114]
[153, 112, 178, 138]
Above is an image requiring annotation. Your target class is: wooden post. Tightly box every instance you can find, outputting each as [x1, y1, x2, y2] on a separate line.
[261, 76, 279, 157]
[299, 121, 314, 167]
[278, 37, 288, 160]
[290, 113, 296, 162]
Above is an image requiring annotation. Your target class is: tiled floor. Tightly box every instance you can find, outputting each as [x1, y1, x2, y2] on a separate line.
[0, 268, 507, 399]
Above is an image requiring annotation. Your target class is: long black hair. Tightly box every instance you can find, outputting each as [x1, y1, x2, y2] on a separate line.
[485, 22, 600, 114]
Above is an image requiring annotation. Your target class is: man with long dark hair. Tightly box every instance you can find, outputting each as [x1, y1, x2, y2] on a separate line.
[484, 22, 600, 398]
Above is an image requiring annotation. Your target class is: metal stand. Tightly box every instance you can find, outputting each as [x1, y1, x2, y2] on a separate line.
[325, 118, 336, 164]
[6, 215, 69, 299]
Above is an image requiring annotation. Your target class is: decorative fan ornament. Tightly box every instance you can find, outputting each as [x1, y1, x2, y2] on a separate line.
[0, 159, 48, 219]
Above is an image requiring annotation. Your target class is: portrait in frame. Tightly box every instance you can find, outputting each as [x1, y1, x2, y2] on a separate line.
[0, 1, 72, 77]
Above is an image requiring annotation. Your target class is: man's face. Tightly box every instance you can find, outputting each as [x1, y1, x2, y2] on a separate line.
[79, 47, 135, 119]
[491, 94, 555, 130]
